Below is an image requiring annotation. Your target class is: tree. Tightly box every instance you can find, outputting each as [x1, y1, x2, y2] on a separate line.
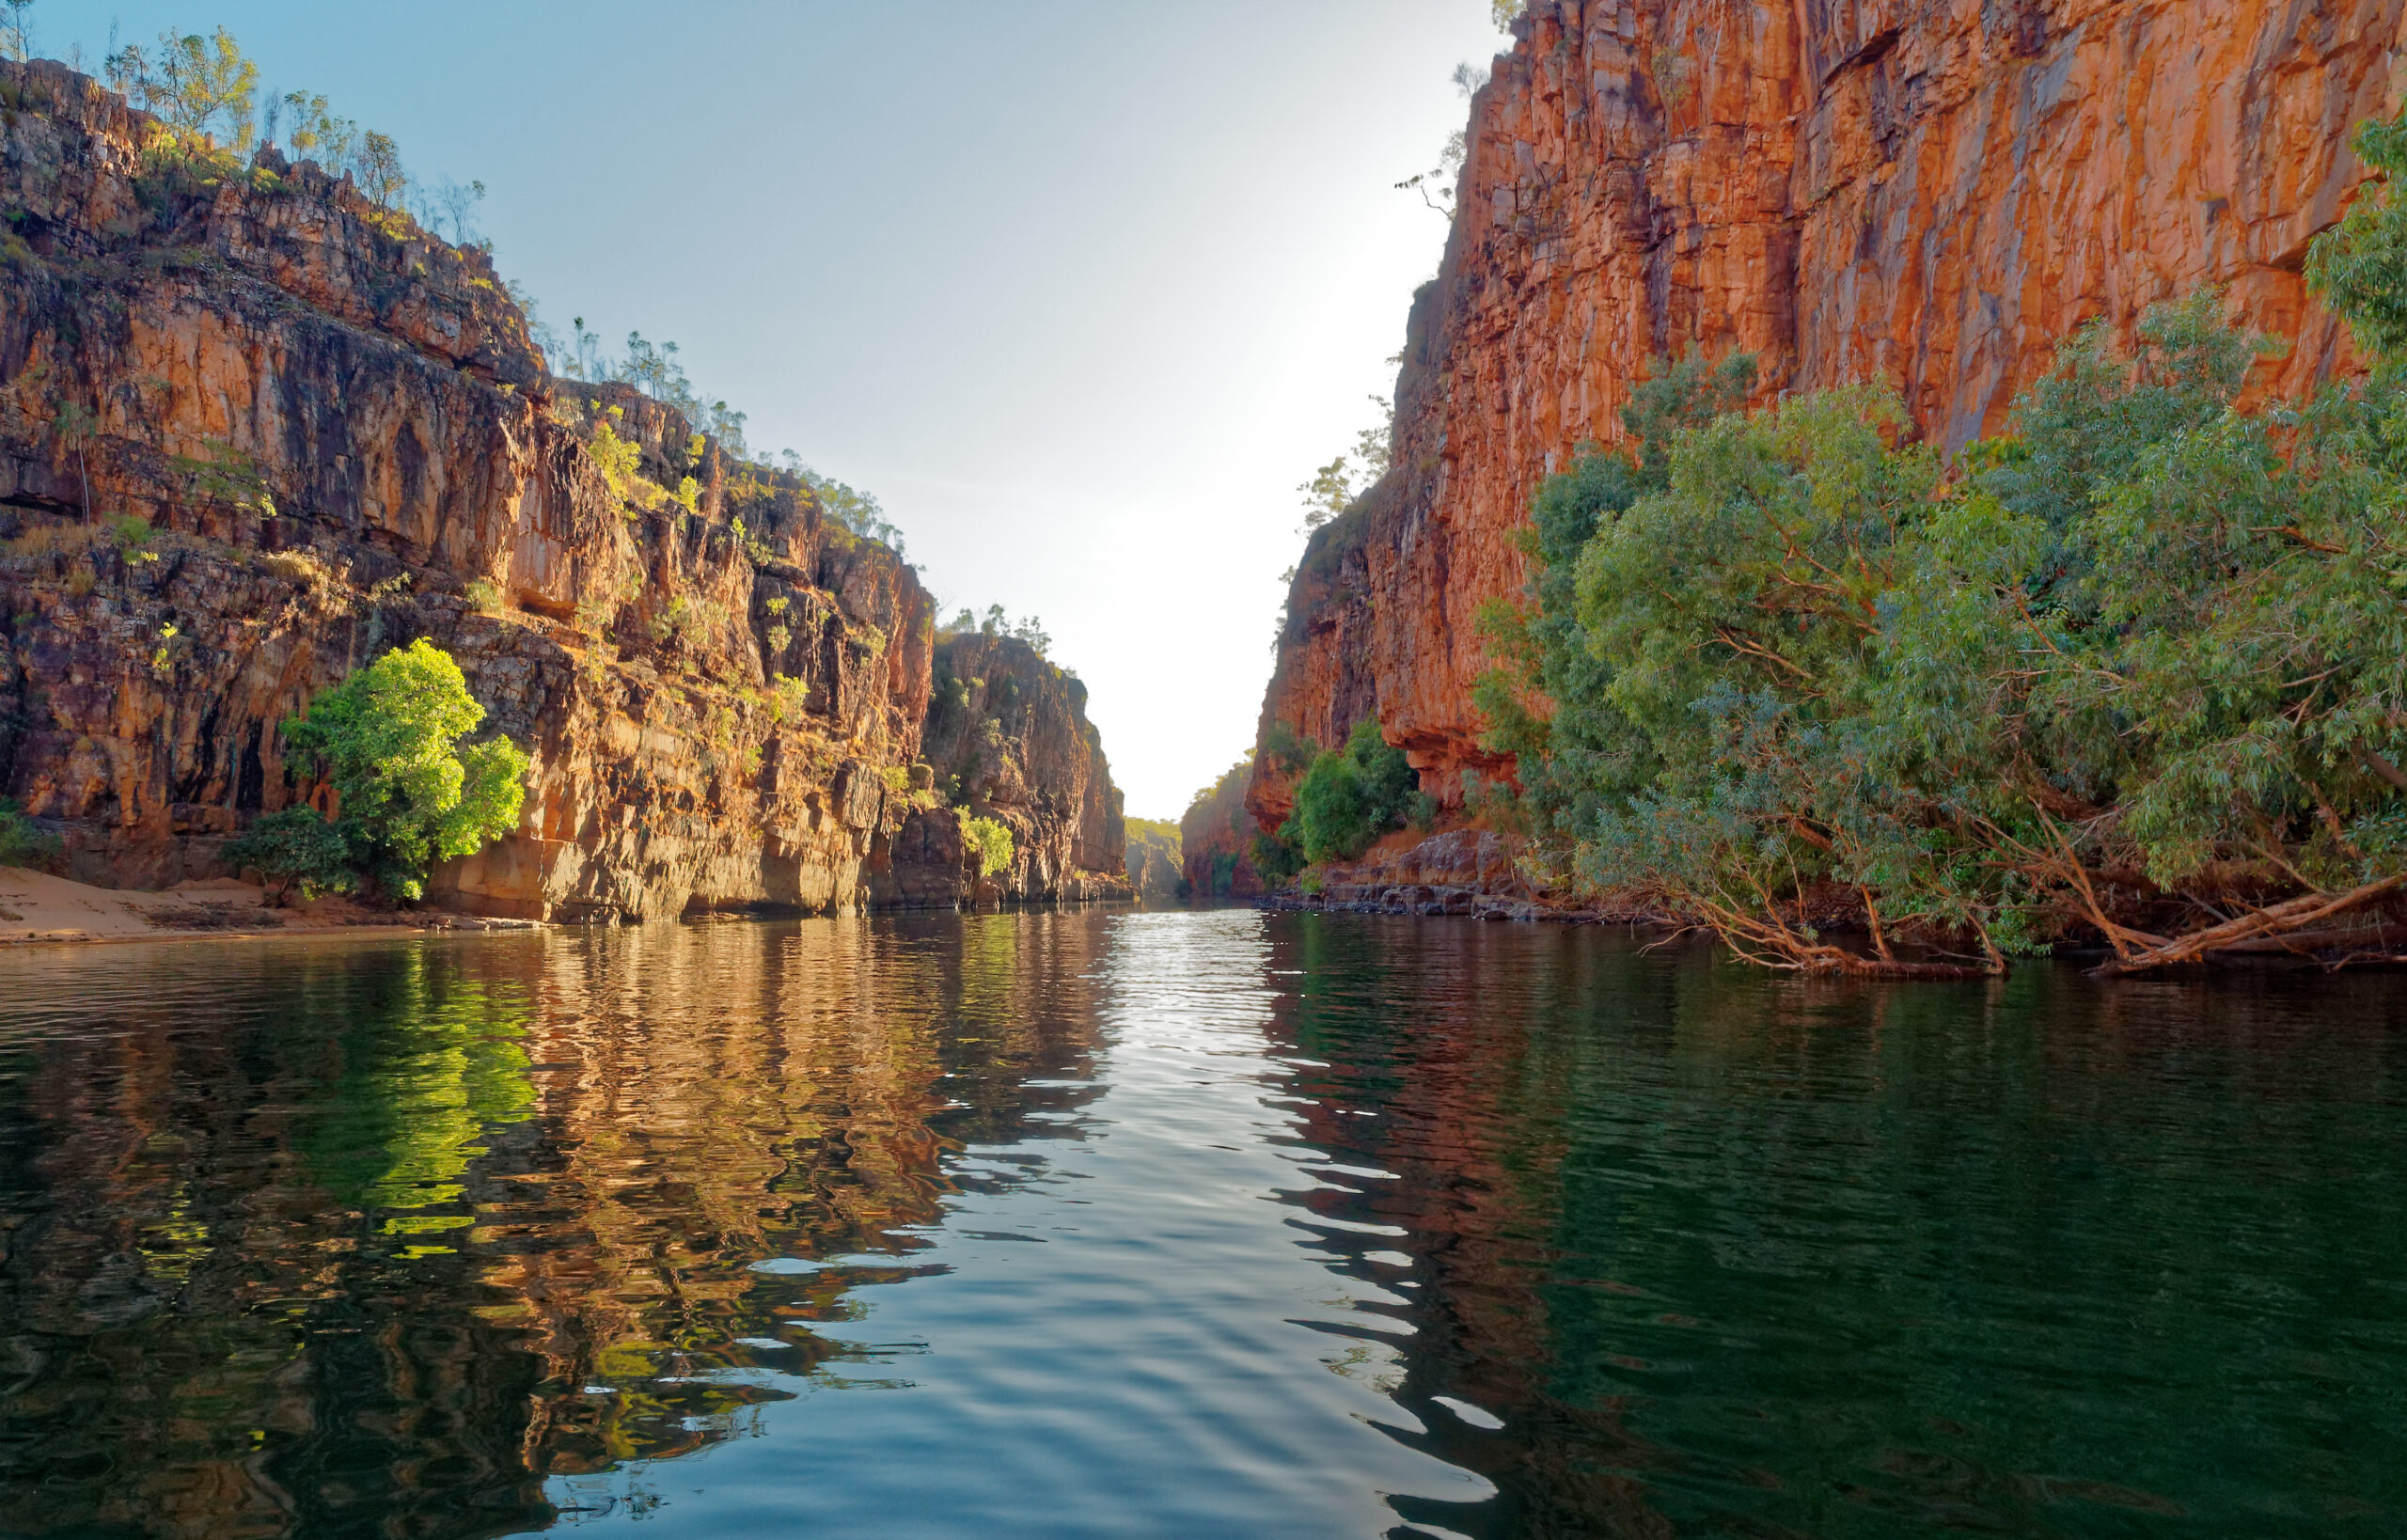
[281, 639, 529, 902]
[417, 175, 486, 246]
[221, 807, 355, 904]
[0, 1, 34, 63]
[2305, 113, 2407, 361]
[1297, 397, 1393, 531]
[106, 27, 259, 149]
[1279, 718, 1429, 865]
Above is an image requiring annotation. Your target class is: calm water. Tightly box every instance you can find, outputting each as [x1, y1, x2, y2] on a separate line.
[0, 911, 2400, 1539]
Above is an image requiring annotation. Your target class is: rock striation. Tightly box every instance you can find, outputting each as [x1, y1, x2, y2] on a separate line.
[867, 631, 1128, 907]
[1252, 0, 2407, 823]
[0, 61, 1122, 919]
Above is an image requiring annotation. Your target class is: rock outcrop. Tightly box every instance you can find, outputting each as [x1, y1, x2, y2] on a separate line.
[1252, 0, 2407, 822]
[1124, 820, 1185, 904]
[867, 632, 1128, 906]
[0, 62, 1120, 919]
[1179, 759, 1266, 901]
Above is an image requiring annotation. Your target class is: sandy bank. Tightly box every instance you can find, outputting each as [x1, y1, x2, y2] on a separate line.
[0, 867, 542, 947]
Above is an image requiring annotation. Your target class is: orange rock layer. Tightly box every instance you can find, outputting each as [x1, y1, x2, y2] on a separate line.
[1251, 0, 2405, 826]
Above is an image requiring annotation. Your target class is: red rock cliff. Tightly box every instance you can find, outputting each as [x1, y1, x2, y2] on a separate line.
[1251, 0, 2405, 825]
[0, 62, 1123, 919]
[868, 631, 1129, 906]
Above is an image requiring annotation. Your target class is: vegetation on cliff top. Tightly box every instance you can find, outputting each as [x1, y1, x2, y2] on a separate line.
[1474, 109, 2407, 975]
[58, 19, 916, 563]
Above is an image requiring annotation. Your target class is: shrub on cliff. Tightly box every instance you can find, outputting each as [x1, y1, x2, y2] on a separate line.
[1280, 719, 1430, 865]
[964, 815, 1015, 878]
[281, 639, 529, 902]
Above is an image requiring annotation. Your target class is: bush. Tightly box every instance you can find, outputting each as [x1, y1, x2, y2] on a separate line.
[282, 639, 529, 901]
[222, 806, 355, 904]
[963, 814, 1015, 877]
[1279, 718, 1428, 864]
[0, 799, 61, 871]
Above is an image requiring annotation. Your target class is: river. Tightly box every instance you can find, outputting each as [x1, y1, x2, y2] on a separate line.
[0, 909, 2399, 1537]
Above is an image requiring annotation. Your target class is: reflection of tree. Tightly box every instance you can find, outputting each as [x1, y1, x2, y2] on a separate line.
[0, 913, 1111, 1536]
[1261, 918, 2407, 1537]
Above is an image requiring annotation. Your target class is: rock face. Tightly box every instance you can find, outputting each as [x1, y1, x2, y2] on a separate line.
[1252, 0, 2407, 822]
[0, 62, 1117, 919]
[867, 632, 1128, 906]
[1124, 821, 1185, 904]
[1179, 761, 1266, 901]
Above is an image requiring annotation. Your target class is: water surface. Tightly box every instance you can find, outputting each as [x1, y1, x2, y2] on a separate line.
[0, 910, 2399, 1537]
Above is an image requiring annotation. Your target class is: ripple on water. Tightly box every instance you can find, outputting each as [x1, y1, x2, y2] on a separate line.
[0, 910, 2400, 1538]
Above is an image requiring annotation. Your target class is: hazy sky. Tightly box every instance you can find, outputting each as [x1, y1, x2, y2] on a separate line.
[52, 1, 1504, 818]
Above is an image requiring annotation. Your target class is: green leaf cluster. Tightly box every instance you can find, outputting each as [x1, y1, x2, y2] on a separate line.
[964, 814, 1015, 878]
[221, 806, 356, 904]
[1279, 718, 1431, 865]
[279, 639, 529, 902]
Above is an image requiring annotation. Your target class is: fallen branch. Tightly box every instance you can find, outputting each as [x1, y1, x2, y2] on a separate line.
[2088, 872, 2407, 976]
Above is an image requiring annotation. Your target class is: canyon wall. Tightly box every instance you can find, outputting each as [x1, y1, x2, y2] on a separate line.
[1251, 0, 2407, 826]
[0, 61, 1120, 918]
[868, 631, 1127, 906]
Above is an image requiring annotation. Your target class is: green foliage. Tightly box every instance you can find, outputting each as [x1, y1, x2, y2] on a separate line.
[1279, 717, 1429, 865]
[587, 416, 642, 497]
[222, 806, 356, 904]
[1489, 165, 2407, 971]
[941, 605, 1052, 657]
[2305, 113, 2407, 361]
[105, 514, 157, 560]
[0, 797, 60, 871]
[281, 640, 528, 902]
[107, 27, 259, 149]
[964, 814, 1015, 877]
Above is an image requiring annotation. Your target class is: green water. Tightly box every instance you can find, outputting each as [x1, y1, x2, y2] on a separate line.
[0, 910, 2399, 1537]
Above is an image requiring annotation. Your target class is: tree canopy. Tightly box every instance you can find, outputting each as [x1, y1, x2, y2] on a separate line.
[1474, 109, 2407, 974]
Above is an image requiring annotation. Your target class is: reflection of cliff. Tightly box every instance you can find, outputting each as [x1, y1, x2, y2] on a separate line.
[1258, 919, 2407, 1536]
[0, 916, 1111, 1535]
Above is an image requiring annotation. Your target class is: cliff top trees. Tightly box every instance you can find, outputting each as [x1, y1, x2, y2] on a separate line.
[105, 26, 258, 149]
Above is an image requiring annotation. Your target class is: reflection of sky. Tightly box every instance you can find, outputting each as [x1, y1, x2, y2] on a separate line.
[547, 909, 1488, 1537]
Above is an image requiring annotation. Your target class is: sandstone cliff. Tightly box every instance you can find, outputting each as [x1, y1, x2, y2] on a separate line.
[1180, 759, 1266, 901]
[1252, 0, 2407, 825]
[868, 631, 1128, 906]
[0, 61, 1118, 919]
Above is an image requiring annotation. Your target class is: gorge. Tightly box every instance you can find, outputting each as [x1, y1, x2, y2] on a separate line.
[0, 58, 1127, 921]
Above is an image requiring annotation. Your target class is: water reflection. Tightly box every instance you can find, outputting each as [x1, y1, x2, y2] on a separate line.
[1259, 916, 2407, 1537]
[0, 911, 2400, 1538]
[0, 914, 1117, 1536]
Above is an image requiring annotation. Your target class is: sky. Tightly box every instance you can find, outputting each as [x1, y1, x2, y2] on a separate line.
[48, 1, 1505, 819]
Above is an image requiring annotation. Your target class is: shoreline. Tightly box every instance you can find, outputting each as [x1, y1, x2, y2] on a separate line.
[0, 867, 1154, 950]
